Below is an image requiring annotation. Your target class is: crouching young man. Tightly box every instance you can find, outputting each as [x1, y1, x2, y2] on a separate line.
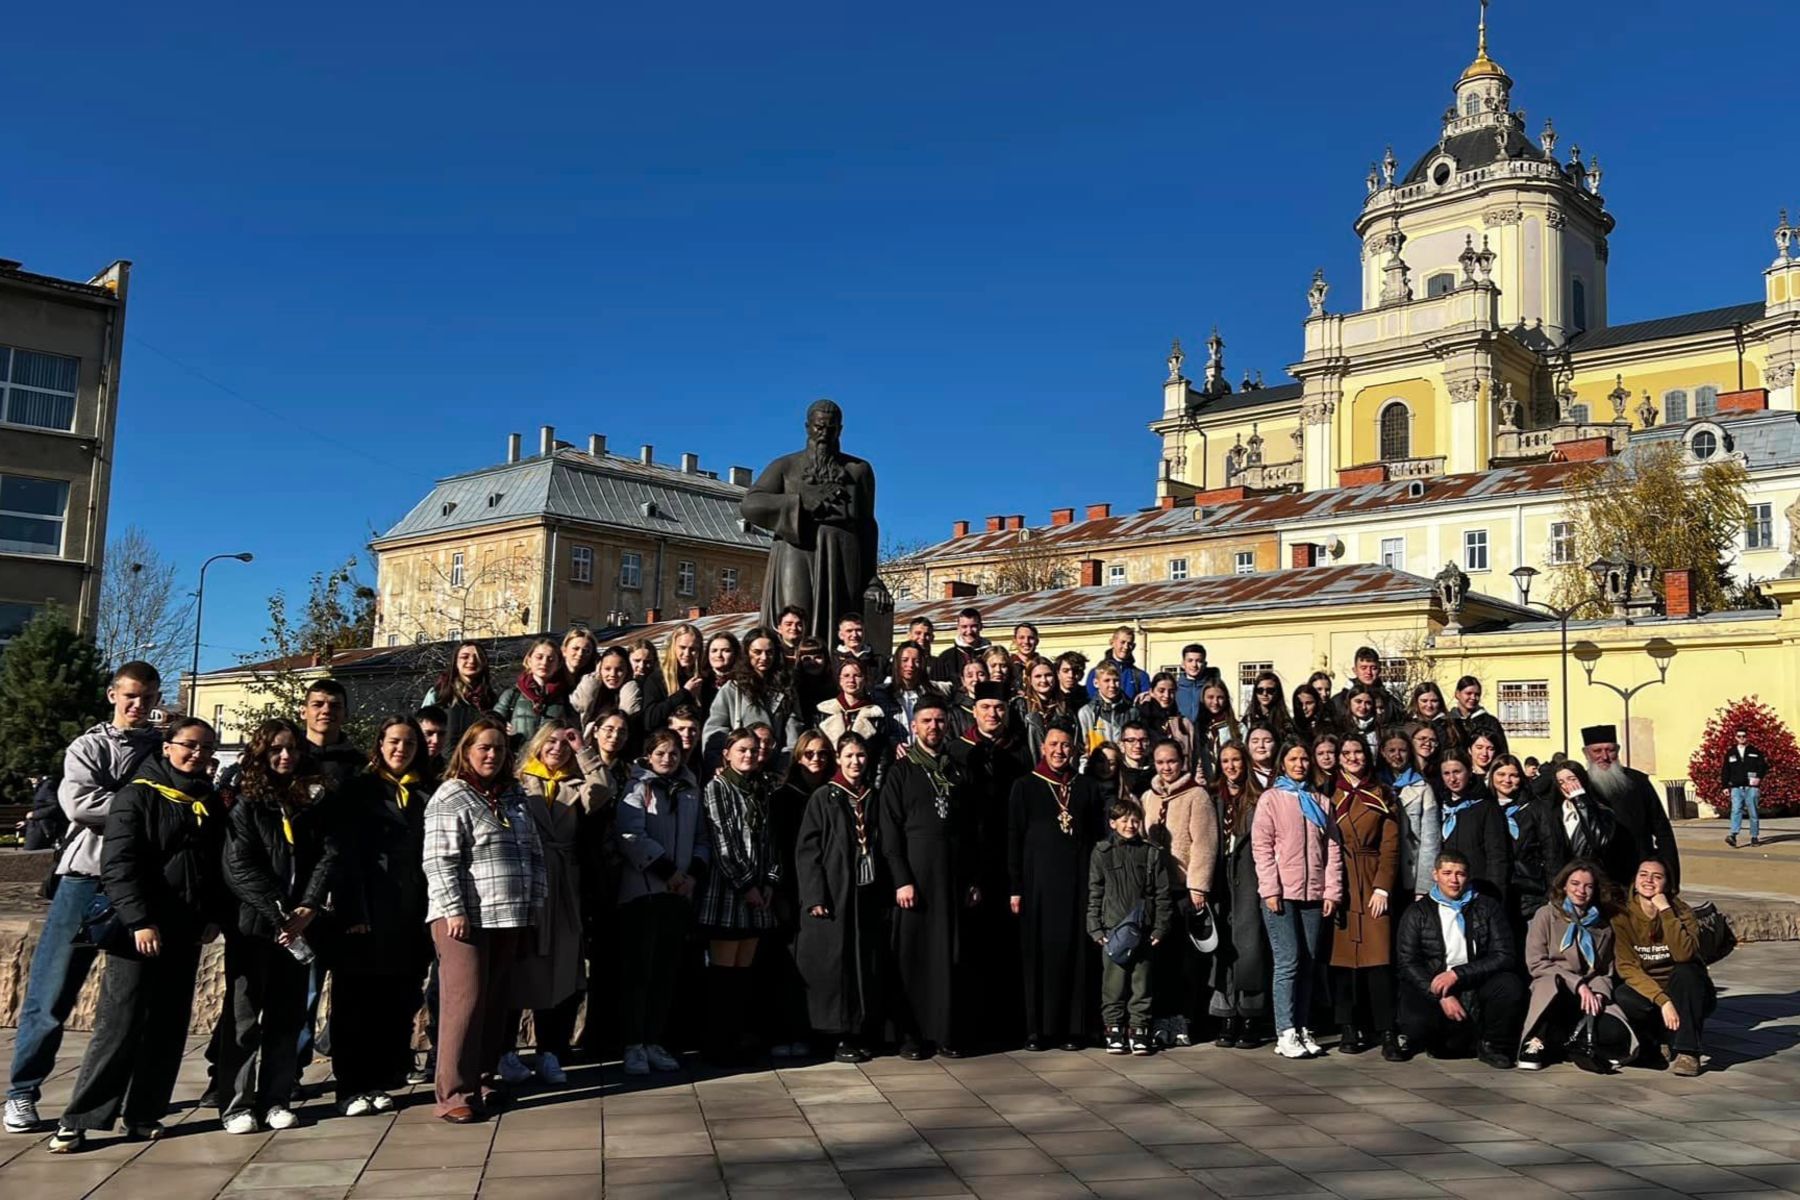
[1394, 848, 1525, 1069]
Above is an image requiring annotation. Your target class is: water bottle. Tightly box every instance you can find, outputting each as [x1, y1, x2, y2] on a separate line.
[286, 935, 315, 964]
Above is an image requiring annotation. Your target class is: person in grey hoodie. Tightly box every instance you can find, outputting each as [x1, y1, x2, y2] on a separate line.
[5, 662, 163, 1135]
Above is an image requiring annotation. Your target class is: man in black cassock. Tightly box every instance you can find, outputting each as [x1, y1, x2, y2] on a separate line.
[947, 681, 1030, 1049]
[740, 400, 878, 646]
[880, 695, 976, 1059]
[1581, 724, 1680, 889]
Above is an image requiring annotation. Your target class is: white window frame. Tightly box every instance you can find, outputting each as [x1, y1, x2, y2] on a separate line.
[1664, 389, 1689, 424]
[1463, 528, 1489, 572]
[449, 551, 465, 588]
[1426, 272, 1456, 298]
[0, 473, 70, 556]
[447, 626, 463, 641]
[1379, 536, 1405, 569]
[0, 345, 80, 433]
[1747, 502, 1774, 550]
[1168, 557, 1189, 582]
[1237, 661, 1274, 711]
[570, 545, 593, 584]
[1106, 564, 1127, 586]
[1233, 551, 1255, 575]
[1497, 680, 1550, 739]
[619, 551, 643, 589]
[720, 567, 739, 593]
[1549, 521, 1574, 565]
[1696, 385, 1719, 418]
[1378, 401, 1411, 462]
[894, 584, 912, 602]
[676, 559, 697, 596]
[1569, 403, 1590, 425]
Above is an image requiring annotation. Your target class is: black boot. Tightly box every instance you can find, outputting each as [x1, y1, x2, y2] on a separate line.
[1215, 1016, 1242, 1049]
[1381, 1031, 1409, 1062]
[1339, 1024, 1366, 1055]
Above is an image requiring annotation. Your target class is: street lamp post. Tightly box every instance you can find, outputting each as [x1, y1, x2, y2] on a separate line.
[1509, 565, 1607, 753]
[189, 552, 255, 718]
[1571, 639, 1678, 768]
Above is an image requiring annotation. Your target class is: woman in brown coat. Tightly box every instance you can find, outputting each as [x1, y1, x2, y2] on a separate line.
[1141, 737, 1218, 1047]
[1327, 736, 1400, 1058]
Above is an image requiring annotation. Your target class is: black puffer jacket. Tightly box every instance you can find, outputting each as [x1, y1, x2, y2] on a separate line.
[1396, 890, 1515, 997]
[331, 768, 432, 970]
[1497, 796, 1549, 920]
[224, 781, 342, 942]
[307, 736, 366, 794]
[102, 756, 227, 945]
[1435, 780, 1512, 901]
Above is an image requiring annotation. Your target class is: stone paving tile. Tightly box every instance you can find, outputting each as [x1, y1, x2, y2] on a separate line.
[1661, 1138, 1798, 1165]
[86, 1162, 237, 1199]
[1058, 1151, 1188, 1181]
[1381, 1151, 1519, 1180]
[1305, 1168, 1451, 1198]
[957, 1174, 1092, 1199]
[348, 1166, 484, 1197]
[225, 1159, 366, 1190]
[1455, 1139, 1581, 1165]
[838, 1165, 973, 1196]
[1191, 1163, 1328, 1196]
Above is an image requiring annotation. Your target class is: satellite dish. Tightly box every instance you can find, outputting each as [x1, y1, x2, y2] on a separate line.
[1325, 534, 1344, 557]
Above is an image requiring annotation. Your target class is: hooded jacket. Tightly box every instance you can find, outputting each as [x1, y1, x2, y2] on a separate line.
[102, 754, 226, 944]
[57, 722, 162, 877]
[224, 778, 343, 941]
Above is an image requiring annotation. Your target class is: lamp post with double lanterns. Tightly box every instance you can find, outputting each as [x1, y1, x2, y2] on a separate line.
[1509, 557, 1652, 754]
[1570, 638, 1678, 769]
[189, 552, 255, 719]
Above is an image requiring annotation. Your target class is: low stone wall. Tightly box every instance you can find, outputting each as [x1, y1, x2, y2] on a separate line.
[0, 918, 229, 1035]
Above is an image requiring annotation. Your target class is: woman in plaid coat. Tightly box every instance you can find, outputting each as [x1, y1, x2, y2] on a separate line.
[698, 728, 781, 1061]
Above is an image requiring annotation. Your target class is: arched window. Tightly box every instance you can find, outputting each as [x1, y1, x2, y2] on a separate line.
[1571, 279, 1587, 333]
[1696, 385, 1719, 417]
[1462, 93, 1482, 117]
[1664, 389, 1689, 423]
[1379, 402, 1411, 462]
[1427, 273, 1456, 297]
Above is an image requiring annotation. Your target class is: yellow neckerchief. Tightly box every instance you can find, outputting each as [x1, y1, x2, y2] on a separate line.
[379, 768, 422, 809]
[132, 778, 208, 825]
[521, 758, 572, 806]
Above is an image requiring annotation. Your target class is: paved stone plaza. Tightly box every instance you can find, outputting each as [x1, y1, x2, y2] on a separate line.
[0, 942, 1795, 1200]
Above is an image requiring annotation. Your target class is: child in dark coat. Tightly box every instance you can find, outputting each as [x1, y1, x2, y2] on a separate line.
[1087, 800, 1173, 1056]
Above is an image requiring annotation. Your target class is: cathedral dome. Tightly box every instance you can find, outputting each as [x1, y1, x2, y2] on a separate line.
[1403, 123, 1549, 186]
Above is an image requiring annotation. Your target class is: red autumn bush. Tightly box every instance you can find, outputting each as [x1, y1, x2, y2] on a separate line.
[1688, 696, 1800, 816]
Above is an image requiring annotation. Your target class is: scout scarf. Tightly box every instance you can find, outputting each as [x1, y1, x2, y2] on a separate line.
[1497, 797, 1523, 840]
[1383, 764, 1424, 790]
[1560, 896, 1602, 969]
[379, 768, 423, 810]
[1034, 761, 1076, 835]
[132, 777, 209, 825]
[521, 758, 571, 806]
[830, 770, 876, 885]
[1429, 884, 1475, 933]
[906, 741, 954, 820]
[1334, 775, 1390, 816]
[1273, 774, 1328, 830]
[470, 776, 512, 827]
[515, 670, 568, 715]
[718, 766, 768, 830]
[1441, 792, 1481, 837]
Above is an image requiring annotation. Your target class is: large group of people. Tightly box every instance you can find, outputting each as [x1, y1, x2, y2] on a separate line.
[3, 608, 1722, 1154]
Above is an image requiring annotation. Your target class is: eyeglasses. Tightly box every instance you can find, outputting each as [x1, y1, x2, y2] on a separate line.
[169, 740, 215, 754]
[1254, 687, 1278, 696]
[1121, 735, 1148, 744]
[799, 750, 830, 760]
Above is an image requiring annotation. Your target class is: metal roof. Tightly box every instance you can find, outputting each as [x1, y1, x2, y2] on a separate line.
[1178, 380, 1302, 420]
[1631, 407, 1800, 469]
[1565, 302, 1765, 353]
[1403, 126, 1552, 186]
[374, 450, 773, 550]
[897, 563, 1533, 628]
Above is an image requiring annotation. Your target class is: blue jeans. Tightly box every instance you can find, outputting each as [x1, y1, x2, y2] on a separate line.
[1729, 787, 1760, 839]
[8, 875, 101, 1103]
[1260, 900, 1325, 1035]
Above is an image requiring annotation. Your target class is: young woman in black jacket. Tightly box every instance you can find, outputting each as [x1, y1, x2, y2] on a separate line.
[48, 719, 224, 1153]
[1435, 749, 1512, 902]
[218, 718, 342, 1133]
[328, 715, 433, 1116]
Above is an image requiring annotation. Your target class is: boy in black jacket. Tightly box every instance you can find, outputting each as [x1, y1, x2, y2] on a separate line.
[1723, 728, 1770, 847]
[1087, 801, 1171, 1056]
[1395, 848, 1524, 1069]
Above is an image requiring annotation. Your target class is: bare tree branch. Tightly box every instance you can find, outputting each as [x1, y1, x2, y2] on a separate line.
[95, 525, 194, 685]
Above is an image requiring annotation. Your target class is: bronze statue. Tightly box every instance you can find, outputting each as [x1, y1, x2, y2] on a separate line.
[740, 399, 879, 642]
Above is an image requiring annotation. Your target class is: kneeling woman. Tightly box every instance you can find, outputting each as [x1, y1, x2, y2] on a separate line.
[1611, 858, 1716, 1077]
[1518, 859, 1637, 1072]
[49, 720, 223, 1153]
[424, 718, 546, 1122]
[796, 732, 889, 1062]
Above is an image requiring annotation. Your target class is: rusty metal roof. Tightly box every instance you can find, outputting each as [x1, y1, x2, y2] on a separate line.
[897, 563, 1532, 628]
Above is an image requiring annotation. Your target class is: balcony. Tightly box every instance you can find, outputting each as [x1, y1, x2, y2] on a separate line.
[1493, 422, 1629, 462]
[1234, 459, 1300, 489]
[1388, 456, 1446, 480]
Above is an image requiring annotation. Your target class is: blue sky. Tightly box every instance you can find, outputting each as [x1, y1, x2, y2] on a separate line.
[4, 0, 1792, 673]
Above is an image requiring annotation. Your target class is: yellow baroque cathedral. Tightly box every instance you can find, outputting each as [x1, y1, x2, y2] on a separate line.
[1154, 11, 1798, 501]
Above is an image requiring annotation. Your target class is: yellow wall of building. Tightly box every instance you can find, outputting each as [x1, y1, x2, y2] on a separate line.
[1347, 375, 1441, 466]
[1570, 353, 1764, 429]
[375, 526, 548, 644]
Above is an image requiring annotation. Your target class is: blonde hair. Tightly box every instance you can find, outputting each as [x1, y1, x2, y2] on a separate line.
[560, 628, 597, 674]
[517, 719, 577, 778]
[661, 623, 702, 696]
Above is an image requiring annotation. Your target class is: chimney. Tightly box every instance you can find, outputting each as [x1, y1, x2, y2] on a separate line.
[681, 452, 700, 474]
[1050, 507, 1074, 526]
[952, 520, 970, 539]
[1718, 388, 1769, 413]
[644, 606, 662, 624]
[588, 433, 607, 456]
[985, 516, 1004, 533]
[942, 580, 978, 599]
[506, 432, 521, 463]
[686, 604, 707, 619]
[1664, 569, 1696, 619]
[639, 444, 654, 465]
[728, 466, 753, 487]
[1078, 558, 1103, 587]
[1158, 495, 1177, 511]
[1291, 543, 1319, 568]
[539, 425, 556, 456]
[1086, 503, 1111, 522]
[1004, 515, 1025, 531]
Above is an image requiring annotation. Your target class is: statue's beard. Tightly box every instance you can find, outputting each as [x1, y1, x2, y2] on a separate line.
[804, 439, 848, 485]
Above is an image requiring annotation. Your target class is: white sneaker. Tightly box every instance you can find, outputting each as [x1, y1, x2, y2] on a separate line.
[622, 1045, 650, 1076]
[338, 1095, 374, 1118]
[3, 1098, 39, 1134]
[535, 1052, 567, 1085]
[264, 1106, 299, 1131]
[645, 1044, 680, 1072]
[223, 1111, 259, 1135]
[1299, 1028, 1324, 1057]
[367, 1092, 395, 1112]
[1274, 1029, 1310, 1059]
[497, 1052, 534, 1086]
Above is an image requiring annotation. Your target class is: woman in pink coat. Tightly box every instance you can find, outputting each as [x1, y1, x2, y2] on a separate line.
[1252, 739, 1344, 1060]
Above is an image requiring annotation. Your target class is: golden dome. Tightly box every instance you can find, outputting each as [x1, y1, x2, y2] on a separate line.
[1459, 50, 1511, 84]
